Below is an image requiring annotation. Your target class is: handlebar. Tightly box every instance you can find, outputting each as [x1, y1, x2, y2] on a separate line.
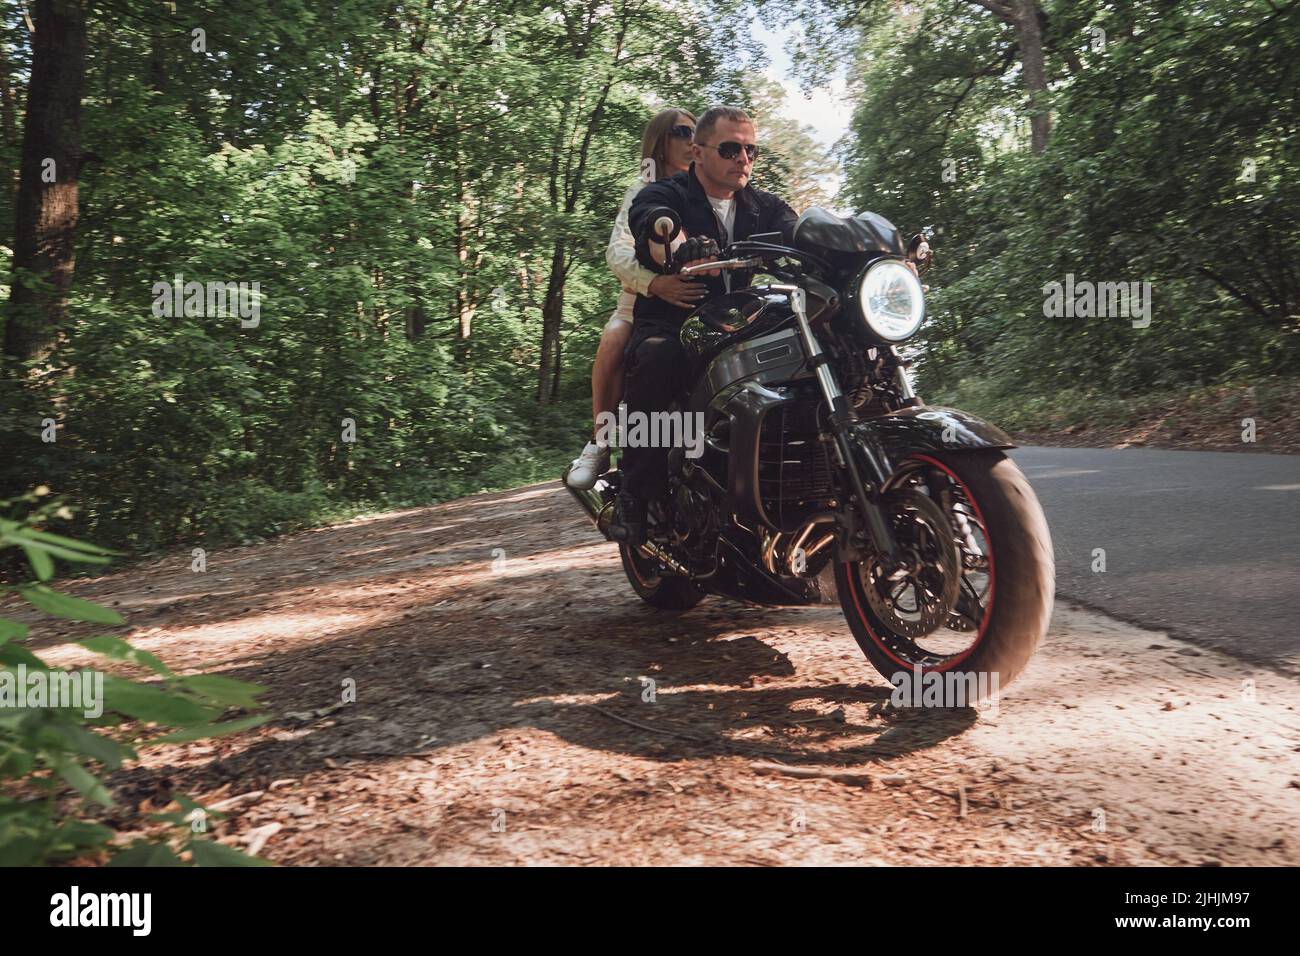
[674, 239, 833, 278]
[677, 257, 763, 275]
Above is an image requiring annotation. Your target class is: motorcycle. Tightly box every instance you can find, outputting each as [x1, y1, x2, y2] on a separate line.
[563, 206, 1054, 699]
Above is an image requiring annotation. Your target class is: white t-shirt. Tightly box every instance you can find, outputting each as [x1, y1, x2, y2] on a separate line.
[708, 196, 736, 245]
[707, 196, 736, 290]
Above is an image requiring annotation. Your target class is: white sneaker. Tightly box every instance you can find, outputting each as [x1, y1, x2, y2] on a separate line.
[566, 441, 610, 489]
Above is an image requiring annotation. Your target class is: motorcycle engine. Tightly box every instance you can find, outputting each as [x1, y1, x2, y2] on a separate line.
[671, 479, 717, 559]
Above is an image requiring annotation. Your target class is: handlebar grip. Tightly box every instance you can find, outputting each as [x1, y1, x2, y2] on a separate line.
[642, 206, 681, 244]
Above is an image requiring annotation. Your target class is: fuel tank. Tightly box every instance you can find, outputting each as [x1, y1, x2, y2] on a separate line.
[680, 291, 792, 370]
[680, 291, 810, 404]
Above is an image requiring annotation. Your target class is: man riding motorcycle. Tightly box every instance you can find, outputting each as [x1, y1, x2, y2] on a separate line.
[612, 106, 798, 545]
[567, 109, 1054, 699]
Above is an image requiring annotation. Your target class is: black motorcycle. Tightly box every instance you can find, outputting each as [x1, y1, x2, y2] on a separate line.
[564, 206, 1054, 696]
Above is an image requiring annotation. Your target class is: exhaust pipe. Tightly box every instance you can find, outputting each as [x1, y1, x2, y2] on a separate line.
[563, 473, 689, 577]
[638, 541, 691, 577]
[562, 470, 692, 578]
[562, 471, 615, 539]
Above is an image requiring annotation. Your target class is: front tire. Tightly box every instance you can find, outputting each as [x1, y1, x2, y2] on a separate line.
[619, 542, 704, 610]
[835, 450, 1053, 695]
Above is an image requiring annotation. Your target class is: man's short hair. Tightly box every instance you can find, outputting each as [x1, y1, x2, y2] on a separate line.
[695, 106, 753, 144]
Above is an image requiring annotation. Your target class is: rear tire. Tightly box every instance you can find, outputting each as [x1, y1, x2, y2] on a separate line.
[836, 450, 1053, 695]
[619, 542, 704, 610]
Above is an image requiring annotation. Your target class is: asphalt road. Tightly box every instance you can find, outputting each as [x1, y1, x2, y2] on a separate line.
[1008, 446, 1300, 672]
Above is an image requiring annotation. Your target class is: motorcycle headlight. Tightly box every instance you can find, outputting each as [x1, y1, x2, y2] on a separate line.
[856, 259, 925, 341]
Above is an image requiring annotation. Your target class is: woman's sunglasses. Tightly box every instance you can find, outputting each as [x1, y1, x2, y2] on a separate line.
[669, 124, 695, 140]
[699, 141, 759, 162]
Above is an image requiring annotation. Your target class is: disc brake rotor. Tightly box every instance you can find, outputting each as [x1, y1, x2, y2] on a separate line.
[860, 489, 962, 638]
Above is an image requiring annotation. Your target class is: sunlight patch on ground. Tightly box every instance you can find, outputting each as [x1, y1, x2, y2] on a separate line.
[513, 692, 621, 707]
[482, 486, 563, 505]
[39, 607, 372, 669]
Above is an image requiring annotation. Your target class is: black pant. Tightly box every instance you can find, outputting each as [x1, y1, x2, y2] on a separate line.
[620, 324, 686, 499]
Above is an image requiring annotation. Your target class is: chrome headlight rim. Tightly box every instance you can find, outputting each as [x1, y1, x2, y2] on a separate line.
[855, 258, 926, 342]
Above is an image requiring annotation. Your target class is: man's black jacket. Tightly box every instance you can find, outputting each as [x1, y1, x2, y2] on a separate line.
[627, 164, 798, 335]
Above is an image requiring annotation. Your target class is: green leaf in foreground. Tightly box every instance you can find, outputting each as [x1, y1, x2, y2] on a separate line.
[0, 835, 43, 866]
[50, 820, 116, 857]
[0, 641, 48, 669]
[108, 842, 185, 867]
[189, 837, 272, 867]
[18, 535, 111, 566]
[57, 761, 115, 808]
[18, 526, 119, 557]
[146, 714, 269, 745]
[178, 673, 266, 709]
[1, 511, 268, 866]
[22, 545, 54, 581]
[80, 635, 173, 677]
[51, 721, 133, 770]
[100, 676, 214, 725]
[20, 585, 124, 625]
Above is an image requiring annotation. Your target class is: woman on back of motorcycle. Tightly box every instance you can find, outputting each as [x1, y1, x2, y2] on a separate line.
[566, 107, 707, 489]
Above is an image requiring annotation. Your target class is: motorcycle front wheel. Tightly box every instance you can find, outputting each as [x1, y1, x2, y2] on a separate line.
[835, 450, 1054, 697]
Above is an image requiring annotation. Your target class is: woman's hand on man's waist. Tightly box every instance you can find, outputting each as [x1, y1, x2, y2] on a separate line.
[648, 273, 708, 309]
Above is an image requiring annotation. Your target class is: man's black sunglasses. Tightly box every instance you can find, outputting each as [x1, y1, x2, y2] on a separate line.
[699, 141, 758, 161]
[669, 124, 695, 140]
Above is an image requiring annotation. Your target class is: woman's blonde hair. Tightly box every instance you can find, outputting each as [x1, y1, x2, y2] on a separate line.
[641, 107, 696, 182]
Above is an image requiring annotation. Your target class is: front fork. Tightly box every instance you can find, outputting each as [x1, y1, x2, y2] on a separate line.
[781, 286, 901, 564]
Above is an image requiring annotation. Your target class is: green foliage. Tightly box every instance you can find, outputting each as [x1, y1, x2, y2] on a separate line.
[0, 493, 269, 865]
[829, 0, 1299, 415]
[5, 0, 1289, 562]
[0, 0, 752, 553]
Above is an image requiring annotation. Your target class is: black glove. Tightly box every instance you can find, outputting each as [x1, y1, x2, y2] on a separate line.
[672, 236, 722, 273]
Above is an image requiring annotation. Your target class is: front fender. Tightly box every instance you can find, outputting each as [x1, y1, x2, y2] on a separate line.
[853, 405, 1014, 470]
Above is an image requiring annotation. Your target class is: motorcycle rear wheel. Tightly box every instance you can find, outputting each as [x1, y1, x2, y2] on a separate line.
[835, 450, 1053, 698]
[619, 542, 705, 610]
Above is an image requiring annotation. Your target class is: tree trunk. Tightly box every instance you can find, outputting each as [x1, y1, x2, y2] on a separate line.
[550, 325, 562, 400]
[1011, 0, 1051, 154]
[537, 238, 566, 404]
[455, 196, 476, 355]
[0, 43, 17, 146]
[406, 299, 427, 340]
[968, 0, 1052, 153]
[3, 0, 87, 365]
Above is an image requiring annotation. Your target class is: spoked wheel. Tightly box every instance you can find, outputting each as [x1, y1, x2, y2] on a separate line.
[619, 542, 704, 610]
[835, 450, 1054, 699]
